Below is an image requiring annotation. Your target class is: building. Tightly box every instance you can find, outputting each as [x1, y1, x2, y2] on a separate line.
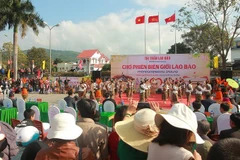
[231, 37, 240, 62]
[57, 62, 78, 72]
[76, 49, 110, 74]
[231, 37, 240, 70]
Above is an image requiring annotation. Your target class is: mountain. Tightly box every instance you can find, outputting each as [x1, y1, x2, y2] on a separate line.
[23, 49, 80, 62]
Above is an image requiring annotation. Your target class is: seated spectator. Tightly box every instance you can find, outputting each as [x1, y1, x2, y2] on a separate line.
[196, 120, 214, 160]
[219, 112, 240, 139]
[207, 138, 240, 160]
[108, 105, 128, 160]
[16, 126, 39, 147]
[147, 103, 203, 160]
[211, 103, 230, 134]
[76, 99, 109, 160]
[21, 140, 49, 160]
[35, 113, 94, 160]
[201, 93, 216, 112]
[9, 92, 17, 108]
[64, 89, 76, 109]
[115, 108, 158, 160]
[15, 109, 35, 131]
[102, 92, 117, 109]
[222, 97, 233, 110]
[192, 101, 202, 112]
[0, 122, 19, 159]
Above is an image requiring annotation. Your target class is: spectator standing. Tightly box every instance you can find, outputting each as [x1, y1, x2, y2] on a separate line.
[76, 99, 109, 160]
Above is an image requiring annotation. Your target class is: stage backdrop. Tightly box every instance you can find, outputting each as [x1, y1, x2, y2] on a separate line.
[111, 53, 210, 90]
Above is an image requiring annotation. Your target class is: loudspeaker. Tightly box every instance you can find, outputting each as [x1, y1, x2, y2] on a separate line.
[91, 71, 101, 81]
[220, 70, 232, 79]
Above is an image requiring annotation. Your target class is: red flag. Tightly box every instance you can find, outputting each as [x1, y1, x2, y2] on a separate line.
[78, 60, 82, 70]
[135, 15, 145, 24]
[148, 15, 159, 23]
[165, 13, 176, 24]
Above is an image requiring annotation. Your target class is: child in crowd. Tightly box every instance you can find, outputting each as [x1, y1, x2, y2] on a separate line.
[15, 109, 35, 132]
[192, 101, 202, 112]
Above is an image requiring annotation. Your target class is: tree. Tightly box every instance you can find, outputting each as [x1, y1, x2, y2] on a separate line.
[1, 42, 13, 68]
[18, 49, 28, 68]
[181, 23, 216, 54]
[54, 58, 63, 65]
[176, 0, 240, 69]
[1, 42, 27, 69]
[0, 0, 45, 80]
[27, 47, 49, 70]
[167, 42, 191, 54]
[102, 64, 111, 71]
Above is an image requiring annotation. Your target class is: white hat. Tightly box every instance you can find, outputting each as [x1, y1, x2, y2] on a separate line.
[155, 103, 204, 144]
[47, 113, 82, 140]
[115, 108, 159, 152]
[16, 126, 39, 147]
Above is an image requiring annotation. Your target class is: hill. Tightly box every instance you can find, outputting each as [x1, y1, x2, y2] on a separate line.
[23, 49, 80, 62]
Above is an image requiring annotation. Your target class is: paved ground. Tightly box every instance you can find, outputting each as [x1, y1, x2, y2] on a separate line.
[14, 92, 68, 106]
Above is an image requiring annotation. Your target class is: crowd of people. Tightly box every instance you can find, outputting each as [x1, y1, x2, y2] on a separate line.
[0, 75, 240, 159]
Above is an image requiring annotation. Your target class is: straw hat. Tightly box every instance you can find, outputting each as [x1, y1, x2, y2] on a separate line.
[155, 103, 204, 144]
[47, 113, 82, 140]
[115, 108, 159, 152]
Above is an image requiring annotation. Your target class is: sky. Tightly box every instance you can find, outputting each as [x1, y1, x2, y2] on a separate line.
[0, 0, 189, 58]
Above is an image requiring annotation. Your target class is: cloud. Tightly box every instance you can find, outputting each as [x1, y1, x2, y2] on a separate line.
[133, 0, 189, 8]
[0, 9, 183, 59]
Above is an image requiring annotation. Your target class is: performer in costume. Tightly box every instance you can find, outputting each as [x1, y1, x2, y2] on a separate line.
[185, 80, 193, 106]
[203, 80, 212, 96]
[127, 79, 134, 100]
[118, 80, 124, 99]
[139, 81, 148, 102]
[172, 81, 179, 101]
[194, 82, 204, 101]
[162, 81, 169, 104]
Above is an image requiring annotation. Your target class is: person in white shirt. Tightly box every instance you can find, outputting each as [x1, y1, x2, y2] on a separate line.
[203, 80, 212, 96]
[172, 81, 179, 101]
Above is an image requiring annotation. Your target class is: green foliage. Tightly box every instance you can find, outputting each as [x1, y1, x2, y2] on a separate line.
[1, 42, 27, 68]
[101, 71, 111, 77]
[102, 64, 111, 71]
[52, 72, 85, 77]
[18, 50, 28, 68]
[23, 49, 79, 62]
[167, 42, 191, 54]
[27, 47, 49, 69]
[0, 0, 45, 79]
[181, 23, 223, 54]
[176, 0, 240, 69]
[54, 58, 63, 64]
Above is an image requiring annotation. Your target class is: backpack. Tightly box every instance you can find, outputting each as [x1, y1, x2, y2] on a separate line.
[0, 122, 19, 160]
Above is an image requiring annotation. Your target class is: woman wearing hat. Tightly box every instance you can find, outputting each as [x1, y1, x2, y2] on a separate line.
[115, 108, 159, 160]
[35, 113, 94, 160]
[147, 103, 203, 160]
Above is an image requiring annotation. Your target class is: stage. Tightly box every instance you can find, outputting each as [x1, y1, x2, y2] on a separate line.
[113, 93, 192, 110]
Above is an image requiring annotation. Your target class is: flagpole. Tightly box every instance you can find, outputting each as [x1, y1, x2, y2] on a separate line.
[174, 11, 177, 54]
[144, 13, 147, 54]
[158, 12, 161, 54]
